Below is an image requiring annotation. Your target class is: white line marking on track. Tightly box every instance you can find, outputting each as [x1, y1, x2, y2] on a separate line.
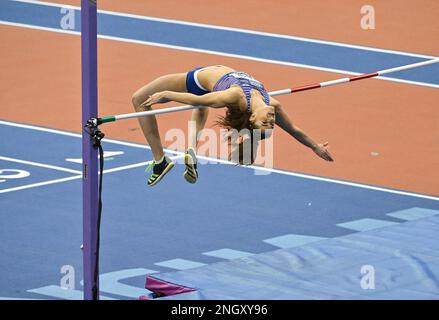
[66, 151, 125, 164]
[0, 175, 81, 194]
[0, 156, 82, 174]
[1, 19, 438, 88]
[102, 155, 185, 174]
[13, 0, 439, 60]
[1, 120, 439, 201]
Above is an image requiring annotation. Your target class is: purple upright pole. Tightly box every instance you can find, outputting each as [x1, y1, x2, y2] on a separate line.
[81, 0, 99, 300]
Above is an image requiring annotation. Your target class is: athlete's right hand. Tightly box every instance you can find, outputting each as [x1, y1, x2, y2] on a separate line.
[313, 142, 334, 162]
[141, 91, 171, 108]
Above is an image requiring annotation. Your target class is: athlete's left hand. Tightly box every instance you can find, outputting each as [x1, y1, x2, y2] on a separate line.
[141, 91, 171, 108]
[313, 142, 334, 161]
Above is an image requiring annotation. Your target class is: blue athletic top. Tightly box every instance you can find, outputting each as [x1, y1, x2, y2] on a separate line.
[213, 71, 270, 113]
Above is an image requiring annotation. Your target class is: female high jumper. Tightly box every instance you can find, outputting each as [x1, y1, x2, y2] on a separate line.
[131, 65, 333, 186]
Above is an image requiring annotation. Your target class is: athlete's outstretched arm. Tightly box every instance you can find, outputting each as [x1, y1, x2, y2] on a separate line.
[271, 98, 334, 162]
[142, 89, 241, 151]
[140, 88, 240, 109]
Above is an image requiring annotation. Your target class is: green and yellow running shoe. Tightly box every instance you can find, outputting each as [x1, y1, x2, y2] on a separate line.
[146, 156, 174, 186]
[183, 148, 198, 184]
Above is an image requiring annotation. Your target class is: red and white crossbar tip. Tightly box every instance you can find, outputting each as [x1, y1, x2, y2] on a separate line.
[269, 58, 439, 96]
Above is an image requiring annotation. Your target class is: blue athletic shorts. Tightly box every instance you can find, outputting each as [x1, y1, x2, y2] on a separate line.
[186, 67, 210, 95]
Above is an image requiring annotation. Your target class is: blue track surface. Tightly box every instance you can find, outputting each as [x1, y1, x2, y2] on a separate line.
[1, 121, 439, 299]
[1, 0, 438, 87]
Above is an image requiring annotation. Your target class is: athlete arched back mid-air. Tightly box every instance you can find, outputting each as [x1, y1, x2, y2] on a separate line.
[131, 65, 333, 186]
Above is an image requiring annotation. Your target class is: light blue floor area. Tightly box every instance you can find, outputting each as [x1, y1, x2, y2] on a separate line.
[386, 207, 439, 221]
[337, 218, 399, 231]
[151, 215, 439, 300]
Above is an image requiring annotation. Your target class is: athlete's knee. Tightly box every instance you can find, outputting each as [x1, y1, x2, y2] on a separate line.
[132, 91, 151, 111]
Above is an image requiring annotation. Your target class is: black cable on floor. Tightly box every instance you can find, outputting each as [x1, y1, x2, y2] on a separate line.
[85, 120, 105, 300]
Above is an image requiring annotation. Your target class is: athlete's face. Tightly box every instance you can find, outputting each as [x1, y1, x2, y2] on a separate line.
[250, 105, 275, 134]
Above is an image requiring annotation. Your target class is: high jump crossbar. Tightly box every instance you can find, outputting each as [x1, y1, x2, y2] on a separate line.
[89, 58, 439, 127]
